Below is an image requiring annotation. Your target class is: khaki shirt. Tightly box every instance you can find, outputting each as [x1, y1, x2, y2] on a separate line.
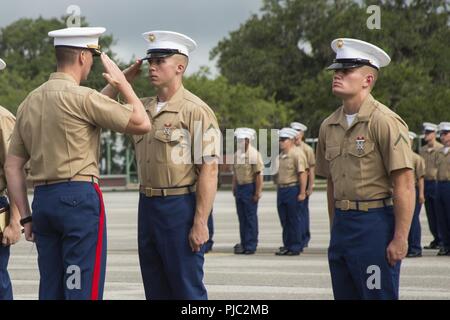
[411, 151, 425, 184]
[420, 142, 443, 180]
[9, 73, 133, 181]
[316, 94, 412, 201]
[133, 85, 219, 188]
[298, 142, 316, 168]
[275, 147, 307, 185]
[436, 147, 450, 181]
[233, 145, 264, 185]
[0, 106, 15, 193]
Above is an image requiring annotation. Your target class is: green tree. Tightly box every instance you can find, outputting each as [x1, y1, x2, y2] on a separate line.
[212, 0, 450, 135]
[0, 16, 125, 174]
[0, 16, 117, 113]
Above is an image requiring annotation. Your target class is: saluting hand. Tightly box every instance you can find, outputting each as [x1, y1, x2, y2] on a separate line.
[386, 237, 408, 266]
[123, 60, 143, 84]
[189, 220, 209, 253]
[100, 53, 129, 89]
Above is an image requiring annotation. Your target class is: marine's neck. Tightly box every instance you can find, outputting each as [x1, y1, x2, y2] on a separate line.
[342, 91, 370, 115]
[157, 78, 182, 102]
[427, 139, 436, 147]
[57, 68, 82, 85]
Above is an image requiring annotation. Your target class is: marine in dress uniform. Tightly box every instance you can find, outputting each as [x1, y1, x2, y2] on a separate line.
[420, 122, 444, 250]
[232, 128, 264, 255]
[274, 128, 308, 256]
[316, 38, 415, 300]
[103, 31, 220, 300]
[0, 58, 22, 300]
[5, 27, 150, 300]
[406, 132, 425, 258]
[291, 122, 315, 248]
[434, 122, 450, 256]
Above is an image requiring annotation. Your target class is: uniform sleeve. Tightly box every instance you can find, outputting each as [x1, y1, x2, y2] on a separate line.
[416, 155, 426, 179]
[82, 90, 133, 133]
[0, 115, 16, 166]
[253, 151, 264, 175]
[190, 105, 220, 164]
[294, 151, 306, 173]
[8, 113, 29, 160]
[372, 115, 413, 174]
[315, 122, 329, 178]
[306, 145, 316, 167]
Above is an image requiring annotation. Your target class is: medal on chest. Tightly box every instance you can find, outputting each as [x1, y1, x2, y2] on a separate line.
[163, 123, 172, 137]
[356, 136, 365, 155]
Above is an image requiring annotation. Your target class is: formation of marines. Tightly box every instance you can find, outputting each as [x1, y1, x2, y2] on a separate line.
[0, 27, 448, 301]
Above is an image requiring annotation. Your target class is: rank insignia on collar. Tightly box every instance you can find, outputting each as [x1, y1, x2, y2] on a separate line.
[356, 136, 365, 154]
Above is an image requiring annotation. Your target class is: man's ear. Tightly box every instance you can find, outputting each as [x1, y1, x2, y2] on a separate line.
[363, 73, 374, 89]
[79, 50, 87, 65]
[176, 62, 185, 75]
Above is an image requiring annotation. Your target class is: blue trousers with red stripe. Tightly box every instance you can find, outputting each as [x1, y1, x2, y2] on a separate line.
[138, 192, 207, 300]
[32, 182, 106, 300]
[329, 206, 401, 300]
[0, 196, 13, 300]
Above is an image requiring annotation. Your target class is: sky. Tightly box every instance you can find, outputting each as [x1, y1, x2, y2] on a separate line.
[0, 0, 263, 76]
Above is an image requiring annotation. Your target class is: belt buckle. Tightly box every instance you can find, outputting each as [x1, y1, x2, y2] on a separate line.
[145, 188, 153, 197]
[340, 200, 351, 211]
[359, 202, 369, 212]
[146, 188, 165, 197]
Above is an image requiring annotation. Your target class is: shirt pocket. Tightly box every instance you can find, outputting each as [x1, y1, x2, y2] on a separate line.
[153, 129, 181, 163]
[347, 141, 375, 158]
[325, 145, 341, 161]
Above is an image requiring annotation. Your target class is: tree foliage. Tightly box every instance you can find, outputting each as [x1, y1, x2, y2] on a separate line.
[212, 0, 450, 135]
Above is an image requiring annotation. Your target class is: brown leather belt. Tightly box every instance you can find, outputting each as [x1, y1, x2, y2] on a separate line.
[139, 185, 196, 197]
[278, 182, 299, 188]
[335, 198, 393, 212]
[34, 175, 99, 187]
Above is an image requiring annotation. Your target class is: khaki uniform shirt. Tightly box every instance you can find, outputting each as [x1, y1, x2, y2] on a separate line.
[436, 147, 450, 181]
[0, 106, 15, 193]
[411, 151, 425, 184]
[233, 145, 264, 185]
[133, 85, 219, 188]
[420, 142, 443, 180]
[316, 94, 412, 201]
[275, 147, 307, 185]
[298, 142, 316, 168]
[9, 73, 133, 181]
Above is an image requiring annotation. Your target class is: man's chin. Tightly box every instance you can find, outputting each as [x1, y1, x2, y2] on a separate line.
[332, 88, 350, 99]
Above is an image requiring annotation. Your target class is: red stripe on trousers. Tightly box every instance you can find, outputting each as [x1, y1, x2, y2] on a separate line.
[92, 183, 105, 300]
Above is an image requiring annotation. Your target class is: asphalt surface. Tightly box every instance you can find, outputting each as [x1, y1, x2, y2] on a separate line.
[8, 190, 450, 300]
